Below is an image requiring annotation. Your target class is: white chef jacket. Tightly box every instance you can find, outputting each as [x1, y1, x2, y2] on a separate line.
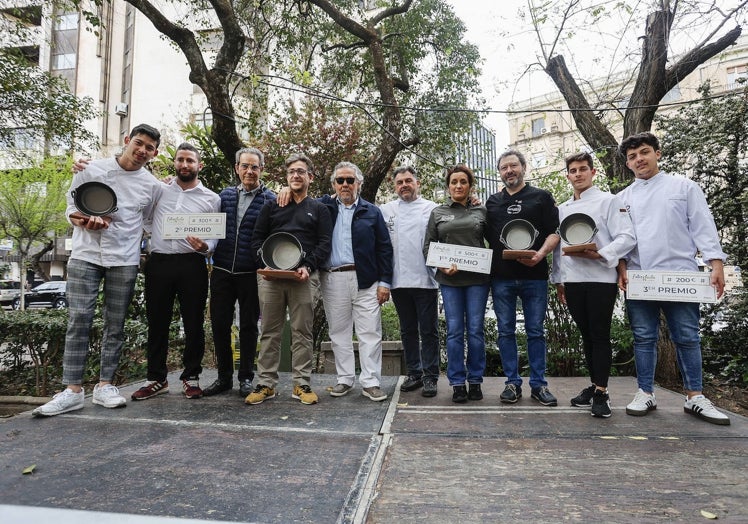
[66, 157, 162, 267]
[380, 196, 438, 289]
[618, 172, 726, 271]
[551, 186, 636, 284]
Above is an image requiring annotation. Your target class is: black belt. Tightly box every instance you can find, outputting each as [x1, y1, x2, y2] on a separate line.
[327, 264, 356, 272]
[150, 252, 205, 258]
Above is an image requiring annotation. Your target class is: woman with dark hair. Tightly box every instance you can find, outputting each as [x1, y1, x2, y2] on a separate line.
[424, 165, 490, 403]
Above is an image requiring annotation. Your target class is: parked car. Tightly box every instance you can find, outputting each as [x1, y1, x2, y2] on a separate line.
[12, 281, 67, 310]
[0, 280, 22, 307]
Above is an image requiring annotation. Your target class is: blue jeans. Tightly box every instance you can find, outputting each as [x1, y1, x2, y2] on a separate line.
[626, 300, 702, 393]
[440, 283, 489, 386]
[491, 279, 548, 389]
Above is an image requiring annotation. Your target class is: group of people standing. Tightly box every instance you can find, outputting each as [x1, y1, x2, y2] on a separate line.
[32, 123, 731, 426]
[417, 133, 729, 426]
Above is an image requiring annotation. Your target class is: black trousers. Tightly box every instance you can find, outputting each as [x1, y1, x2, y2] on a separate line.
[145, 253, 209, 382]
[209, 269, 260, 383]
[564, 282, 618, 388]
[391, 287, 440, 379]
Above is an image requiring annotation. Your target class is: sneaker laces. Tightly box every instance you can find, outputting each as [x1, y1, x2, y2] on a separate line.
[50, 388, 78, 406]
[689, 395, 715, 409]
[633, 389, 653, 403]
[297, 385, 312, 394]
[99, 384, 121, 395]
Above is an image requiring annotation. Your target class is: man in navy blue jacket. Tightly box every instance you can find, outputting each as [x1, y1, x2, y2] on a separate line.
[319, 162, 394, 401]
[202, 147, 276, 398]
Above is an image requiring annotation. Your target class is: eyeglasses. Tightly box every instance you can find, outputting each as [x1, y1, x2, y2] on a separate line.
[335, 177, 356, 185]
[237, 163, 262, 172]
[287, 168, 309, 176]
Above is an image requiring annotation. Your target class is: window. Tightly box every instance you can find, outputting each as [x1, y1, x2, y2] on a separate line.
[531, 118, 546, 137]
[53, 53, 76, 69]
[661, 85, 681, 103]
[54, 13, 78, 30]
[0, 128, 38, 150]
[727, 64, 748, 89]
[531, 152, 547, 169]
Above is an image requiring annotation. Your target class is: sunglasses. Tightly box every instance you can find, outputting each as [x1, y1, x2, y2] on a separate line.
[335, 177, 357, 185]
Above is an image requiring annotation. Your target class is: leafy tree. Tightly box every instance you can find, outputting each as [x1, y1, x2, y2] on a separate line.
[150, 123, 233, 193]
[258, 97, 378, 197]
[524, 0, 746, 385]
[657, 82, 748, 280]
[0, 49, 98, 158]
[0, 158, 72, 304]
[99, 0, 482, 200]
[525, 0, 745, 183]
[298, 0, 484, 200]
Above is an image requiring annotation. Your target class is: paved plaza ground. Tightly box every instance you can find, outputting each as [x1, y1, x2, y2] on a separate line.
[1, 373, 746, 523]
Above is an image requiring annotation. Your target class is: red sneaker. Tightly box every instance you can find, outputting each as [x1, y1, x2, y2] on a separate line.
[131, 380, 169, 401]
[182, 379, 203, 399]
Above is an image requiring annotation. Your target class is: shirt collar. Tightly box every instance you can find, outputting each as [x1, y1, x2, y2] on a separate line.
[238, 184, 261, 196]
[337, 196, 359, 210]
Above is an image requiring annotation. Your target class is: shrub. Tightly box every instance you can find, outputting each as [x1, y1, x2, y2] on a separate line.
[701, 291, 748, 387]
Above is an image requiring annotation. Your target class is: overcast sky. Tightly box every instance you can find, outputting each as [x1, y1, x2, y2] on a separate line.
[446, 0, 748, 149]
[447, 0, 546, 148]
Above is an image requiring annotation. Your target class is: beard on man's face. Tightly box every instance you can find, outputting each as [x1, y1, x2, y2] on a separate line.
[177, 170, 198, 183]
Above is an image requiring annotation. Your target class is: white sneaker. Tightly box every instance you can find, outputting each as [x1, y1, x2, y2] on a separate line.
[32, 388, 85, 417]
[92, 383, 127, 408]
[625, 389, 657, 416]
[684, 395, 731, 426]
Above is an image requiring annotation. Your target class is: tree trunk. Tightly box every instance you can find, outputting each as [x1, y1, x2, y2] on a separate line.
[541, 7, 741, 186]
[655, 314, 680, 385]
[30, 240, 54, 282]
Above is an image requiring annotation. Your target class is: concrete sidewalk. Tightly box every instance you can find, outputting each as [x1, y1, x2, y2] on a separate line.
[1, 374, 746, 523]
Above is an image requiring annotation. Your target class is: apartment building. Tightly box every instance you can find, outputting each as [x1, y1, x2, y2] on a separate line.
[1, 0, 221, 280]
[506, 35, 748, 177]
[1, 0, 230, 163]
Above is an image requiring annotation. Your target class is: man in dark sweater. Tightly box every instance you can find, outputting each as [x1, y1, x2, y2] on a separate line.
[485, 149, 560, 407]
[202, 147, 276, 398]
[246, 153, 332, 406]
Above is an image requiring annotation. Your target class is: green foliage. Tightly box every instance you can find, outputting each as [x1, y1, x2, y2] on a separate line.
[151, 123, 236, 193]
[259, 98, 378, 196]
[253, 0, 484, 192]
[701, 291, 748, 387]
[183, 123, 237, 192]
[545, 284, 585, 376]
[0, 274, 211, 396]
[0, 157, 72, 266]
[0, 49, 98, 157]
[380, 302, 401, 341]
[657, 82, 748, 279]
[0, 309, 67, 396]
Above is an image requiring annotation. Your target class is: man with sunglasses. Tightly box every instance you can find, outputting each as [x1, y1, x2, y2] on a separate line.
[318, 162, 393, 401]
[202, 147, 276, 399]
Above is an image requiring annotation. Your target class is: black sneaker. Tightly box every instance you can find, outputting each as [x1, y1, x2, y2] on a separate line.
[571, 385, 595, 407]
[500, 384, 522, 404]
[531, 386, 558, 406]
[202, 378, 232, 397]
[401, 375, 423, 392]
[467, 383, 483, 401]
[421, 377, 438, 398]
[239, 379, 253, 397]
[591, 390, 612, 418]
[452, 385, 468, 403]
